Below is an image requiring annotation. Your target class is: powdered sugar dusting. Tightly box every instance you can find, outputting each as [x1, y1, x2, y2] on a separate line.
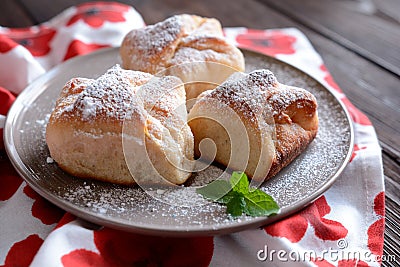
[80, 96, 97, 119]
[76, 65, 143, 121]
[12, 49, 352, 234]
[199, 69, 316, 125]
[199, 69, 277, 125]
[121, 14, 244, 75]
[56, 65, 152, 122]
[122, 15, 183, 72]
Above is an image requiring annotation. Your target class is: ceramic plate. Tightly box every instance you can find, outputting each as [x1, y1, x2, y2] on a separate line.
[4, 48, 353, 236]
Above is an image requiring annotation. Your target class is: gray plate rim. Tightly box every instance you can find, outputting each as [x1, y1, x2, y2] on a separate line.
[4, 47, 354, 236]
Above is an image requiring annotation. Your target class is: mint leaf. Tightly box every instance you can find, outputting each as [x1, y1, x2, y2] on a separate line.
[243, 189, 280, 217]
[196, 171, 280, 218]
[230, 171, 249, 194]
[226, 193, 246, 217]
[217, 190, 237, 204]
[196, 180, 231, 202]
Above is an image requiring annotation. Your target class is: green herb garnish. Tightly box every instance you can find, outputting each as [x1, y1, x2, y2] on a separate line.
[196, 171, 280, 217]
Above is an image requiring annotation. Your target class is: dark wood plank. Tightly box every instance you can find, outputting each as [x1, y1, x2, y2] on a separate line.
[375, 0, 400, 24]
[259, 0, 400, 77]
[131, 0, 295, 28]
[384, 175, 400, 202]
[314, 39, 400, 154]
[383, 199, 400, 266]
[17, 0, 80, 23]
[0, 0, 35, 27]
[18, 0, 294, 28]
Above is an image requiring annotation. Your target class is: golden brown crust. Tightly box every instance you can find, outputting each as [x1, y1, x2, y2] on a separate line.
[46, 65, 194, 185]
[267, 123, 317, 179]
[120, 14, 245, 100]
[188, 69, 319, 181]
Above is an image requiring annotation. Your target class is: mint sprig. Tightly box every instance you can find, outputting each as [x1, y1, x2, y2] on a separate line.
[196, 171, 280, 217]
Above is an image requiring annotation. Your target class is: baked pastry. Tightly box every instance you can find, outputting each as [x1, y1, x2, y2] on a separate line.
[188, 70, 318, 182]
[46, 65, 194, 185]
[120, 14, 245, 101]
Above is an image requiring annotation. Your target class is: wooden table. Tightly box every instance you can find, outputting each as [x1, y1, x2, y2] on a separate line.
[1, 0, 399, 265]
